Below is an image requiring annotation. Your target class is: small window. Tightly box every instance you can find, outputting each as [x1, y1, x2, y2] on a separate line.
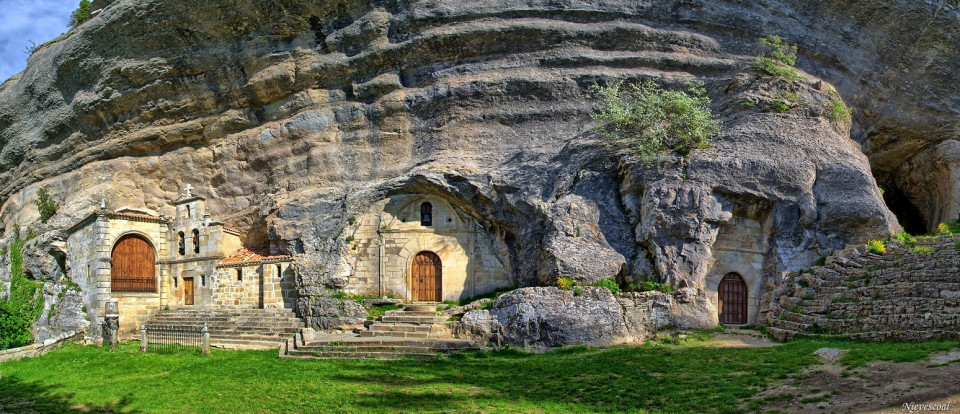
[192, 229, 200, 254]
[174, 276, 178, 288]
[186, 205, 191, 218]
[276, 264, 283, 279]
[178, 232, 185, 255]
[420, 202, 433, 226]
[201, 275, 207, 287]
[236, 268, 242, 281]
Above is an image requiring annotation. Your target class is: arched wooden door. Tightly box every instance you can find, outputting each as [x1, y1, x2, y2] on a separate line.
[411, 251, 442, 302]
[111, 235, 156, 292]
[718, 273, 748, 324]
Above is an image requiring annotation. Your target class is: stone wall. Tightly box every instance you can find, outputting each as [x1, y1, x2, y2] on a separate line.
[346, 195, 513, 302]
[211, 262, 290, 309]
[705, 214, 770, 324]
[768, 236, 960, 341]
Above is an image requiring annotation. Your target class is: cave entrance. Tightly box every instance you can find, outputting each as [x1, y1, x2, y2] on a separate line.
[882, 187, 928, 235]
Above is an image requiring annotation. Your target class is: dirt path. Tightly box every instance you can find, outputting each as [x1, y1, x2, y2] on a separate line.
[750, 350, 960, 413]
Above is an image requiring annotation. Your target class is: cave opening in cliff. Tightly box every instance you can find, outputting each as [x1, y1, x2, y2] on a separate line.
[882, 187, 928, 235]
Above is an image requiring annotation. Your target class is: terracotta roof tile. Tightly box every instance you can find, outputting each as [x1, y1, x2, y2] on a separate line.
[217, 246, 291, 268]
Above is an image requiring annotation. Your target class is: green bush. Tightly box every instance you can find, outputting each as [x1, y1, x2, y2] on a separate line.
[590, 79, 720, 164]
[866, 239, 886, 255]
[0, 240, 46, 350]
[769, 100, 790, 113]
[828, 99, 851, 124]
[625, 281, 674, 293]
[35, 187, 59, 223]
[912, 246, 933, 254]
[595, 279, 621, 296]
[556, 277, 575, 290]
[753, 35, 798, 80]
[815, 256, 827, 266]
[69, 0, 92, 28]
[893, 232, 916, 247]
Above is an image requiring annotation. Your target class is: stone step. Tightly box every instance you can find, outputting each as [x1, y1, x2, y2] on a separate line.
[380, 315, 448, 324]
[294, 344, 434, 353]
[358, 330, 442, 338]
[286, 351, 440, 360]
[369, 323, 434, 333]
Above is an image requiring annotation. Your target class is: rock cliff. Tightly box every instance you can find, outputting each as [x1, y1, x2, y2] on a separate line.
[0, 0, 957, 342]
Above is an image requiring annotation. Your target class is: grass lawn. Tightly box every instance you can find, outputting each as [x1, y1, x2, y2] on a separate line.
[0, 335, 956, 413]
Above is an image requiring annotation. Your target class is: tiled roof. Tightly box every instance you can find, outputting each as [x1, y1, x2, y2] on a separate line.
[217, 246, 291, 268]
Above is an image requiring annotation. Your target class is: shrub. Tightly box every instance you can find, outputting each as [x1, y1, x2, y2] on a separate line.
[345, 235, 354, 243]
[828, 99, 851, 124]
[893, 232, 916, 247]
[348, 215, 357, 225]
[954, 240, 960, 251]
[815, 256, 827, 266]
[753, 35, 799, 80]
[769, 100, 790, 113]
[35, 187, 59, 223]
[556, 277, 575, 291]
[590, 79, 720, 164]
[866, 239, 886, 255]
[0, 240, 45, 350]
[913, 246, 933, 254]
[69, 0, 93, 28]
[573, 287, 583, 297]
[625, 281, 674, 293]
[937, 222, 953, 236]
[595, 279, 621, 296]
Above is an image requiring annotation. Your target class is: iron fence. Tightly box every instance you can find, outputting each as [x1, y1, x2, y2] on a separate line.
[140, 325, 209, 355]
[111, 277, 156, 293]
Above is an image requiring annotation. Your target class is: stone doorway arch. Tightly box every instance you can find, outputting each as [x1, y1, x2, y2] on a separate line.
[411, 251, 442, 302]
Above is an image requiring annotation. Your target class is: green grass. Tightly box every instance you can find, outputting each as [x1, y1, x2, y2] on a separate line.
[0, 337, 956, 413]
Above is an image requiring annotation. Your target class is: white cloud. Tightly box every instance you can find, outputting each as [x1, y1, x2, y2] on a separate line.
[0, 0, 76, 82]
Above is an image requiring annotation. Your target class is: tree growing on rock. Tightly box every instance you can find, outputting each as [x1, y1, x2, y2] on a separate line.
[35, 187, 59, 223]
[69, 0, 93, 28]
[590, 80, 720, 164]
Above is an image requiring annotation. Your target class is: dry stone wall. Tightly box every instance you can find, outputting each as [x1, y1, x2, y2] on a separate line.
[767, 237, 960, 341]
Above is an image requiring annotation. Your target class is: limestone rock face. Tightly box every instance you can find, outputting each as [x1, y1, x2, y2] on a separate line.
[459, 286, 716, 350]
[480, 287, 630, 351]
[538, 195, 626, 285]
[296, 296, 367, 331]
[0, 0, 955, 341]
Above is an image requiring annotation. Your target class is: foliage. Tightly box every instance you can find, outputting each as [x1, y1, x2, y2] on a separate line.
[366, 304, 398, 321]
[955, 240, 960, 251]
[443, 286, 516, 307]
[594, 279, 621, 296]
[590, 79, 720, 164]
[815, 256, 827, 266]
[345, 235, 354, 243]
[828, 99, 851, 124]
[69, 0, 92, 28]
[556, 277, 575, 290]
[769, 100, 790, 113]
[624, 281, 674, 293]
[753, 35, 799, 80]
[866, 239, 886, 255]
[34, 187, 59, 223]
[0, 240, 45, 350]
[892, 232, 917, 247]
[912, 246, 933, 254]
[348, 215, 357, 225]
[0, 338, 956, 413]
[573, 287, 583, 297]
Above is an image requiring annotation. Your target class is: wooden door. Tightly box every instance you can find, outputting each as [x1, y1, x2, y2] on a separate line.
[719, 273, 747, 324]
[111, 235, 156, 292]
[184, 278, 195, 305]
[411, 252, 442, 302]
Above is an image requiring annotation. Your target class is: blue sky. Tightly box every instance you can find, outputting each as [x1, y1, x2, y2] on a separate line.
[0, 0, 76, 82]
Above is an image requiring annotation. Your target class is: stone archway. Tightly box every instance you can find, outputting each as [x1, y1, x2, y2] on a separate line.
[411, 251, 442, 302]
[706, 252, 762, 325]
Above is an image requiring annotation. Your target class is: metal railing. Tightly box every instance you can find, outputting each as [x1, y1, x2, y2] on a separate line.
[140, 324, 210, 355]
[111, 277, 156, 293]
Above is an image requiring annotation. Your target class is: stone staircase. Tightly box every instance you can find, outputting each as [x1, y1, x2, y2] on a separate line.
[145, 307, 303, 350]
[280, 303, 480, 359]
[767, 235, 960, 341]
